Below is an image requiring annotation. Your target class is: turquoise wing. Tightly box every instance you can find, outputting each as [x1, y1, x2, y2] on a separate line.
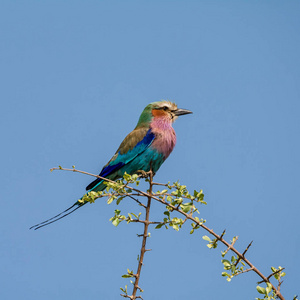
[86, 127, 155, 191]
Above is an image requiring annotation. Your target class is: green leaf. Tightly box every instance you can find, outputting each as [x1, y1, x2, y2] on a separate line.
[181, 202, 193, 213]
[266, 282, 272, 295]
[271, 267, 277, 273]
[167, 196, 173, 202]
[132, 174, 138, 181]
[112, 218, 120, 227]
[122, 274, 133, 278]
[116, 196, 125, 205]
[221, 259, 231, 269]
[107, 197, 114, 204]
[256, 286, 266, 295]
[155, 223, 163, 229]
[123, 172, 131, 181]
[131, 212, 139, 219]
[171, 224, 179, 231]
[202, 235, 211, 242]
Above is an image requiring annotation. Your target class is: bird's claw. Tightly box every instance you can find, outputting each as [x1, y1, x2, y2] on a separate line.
[136, 170, 153, 178]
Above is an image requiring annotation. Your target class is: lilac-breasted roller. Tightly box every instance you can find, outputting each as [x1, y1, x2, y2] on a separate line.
[31, 101, 192, 229]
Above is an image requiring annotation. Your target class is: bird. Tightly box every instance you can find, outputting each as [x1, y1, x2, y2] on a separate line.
[30, 100, 192, 230]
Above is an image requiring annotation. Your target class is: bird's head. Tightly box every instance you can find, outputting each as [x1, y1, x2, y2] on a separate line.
[136, 100, 192, 128]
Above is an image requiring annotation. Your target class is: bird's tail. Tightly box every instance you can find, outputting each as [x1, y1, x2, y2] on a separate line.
[30, 201, 86, 230]
[30, 177, 107, 230]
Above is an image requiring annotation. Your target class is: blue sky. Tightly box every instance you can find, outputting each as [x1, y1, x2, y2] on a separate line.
[1, 1, 299, 299]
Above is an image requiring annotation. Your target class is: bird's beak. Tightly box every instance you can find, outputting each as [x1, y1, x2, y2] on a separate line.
[174, 108, 193, 116]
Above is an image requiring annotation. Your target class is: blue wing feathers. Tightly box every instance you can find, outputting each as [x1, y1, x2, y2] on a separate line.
[85, 162, 125, 191]
[136, 129, 155, 148]
[86, 129, 155, 191]
[100, 162, 125, 177]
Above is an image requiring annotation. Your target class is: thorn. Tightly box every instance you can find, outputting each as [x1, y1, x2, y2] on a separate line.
[235, 240, 253, 267]
[242, 240, 253, 256]
[219, 229, 226, 239]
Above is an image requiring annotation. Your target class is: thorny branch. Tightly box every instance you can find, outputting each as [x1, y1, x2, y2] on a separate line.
[154, 197, 285, 300]
[131, 171, 153, 299]
[257, 268, 286, 285]
[234, 241, 253, 267]
[51, 167, 289, 300]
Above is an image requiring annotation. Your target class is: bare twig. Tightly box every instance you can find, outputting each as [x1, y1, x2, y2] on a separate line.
[131, 220, 161, 225]
[51, 167, 111, 181]
[152, 182, 169, 186]
[222, 236, 239, 257]
[234, 267, 254, 277]
[127, 195, 147, 208]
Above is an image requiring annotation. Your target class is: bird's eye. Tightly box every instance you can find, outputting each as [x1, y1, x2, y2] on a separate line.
[162, 106, 168, 111]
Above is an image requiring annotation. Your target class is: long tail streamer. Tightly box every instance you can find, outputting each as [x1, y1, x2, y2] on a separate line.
[30, 202, 86, 230]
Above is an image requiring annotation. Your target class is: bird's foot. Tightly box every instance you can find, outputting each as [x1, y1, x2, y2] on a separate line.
[136, 170, 153, 178]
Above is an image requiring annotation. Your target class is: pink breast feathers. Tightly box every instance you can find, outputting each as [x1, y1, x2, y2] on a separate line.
[150, 118, 177, 159]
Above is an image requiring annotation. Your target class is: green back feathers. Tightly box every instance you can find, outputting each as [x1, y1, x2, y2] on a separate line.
[135, 103, 153, 128]
[115, 127, 149, 155]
